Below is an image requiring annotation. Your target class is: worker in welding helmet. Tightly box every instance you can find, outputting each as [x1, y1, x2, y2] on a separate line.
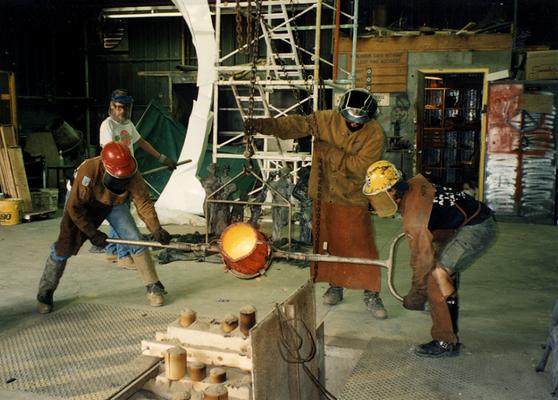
[246, 87, 387, 319]
[337, 88, 378, 132]
[363, 160, 496, 358]
[36, 142, 172, 315]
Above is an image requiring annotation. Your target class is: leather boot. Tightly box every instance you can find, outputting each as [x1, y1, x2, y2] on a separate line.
[131, 250, 165, 307]
[37, 256, 67, 314]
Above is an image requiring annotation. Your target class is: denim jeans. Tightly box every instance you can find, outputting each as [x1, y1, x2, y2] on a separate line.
[50, 202, 146, 262]
[438, 217, 497, 273]
[104, 203, 145, 258]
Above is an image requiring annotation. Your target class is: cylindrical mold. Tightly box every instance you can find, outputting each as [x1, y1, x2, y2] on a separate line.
[209, 367, 227, 383]
[190, 361, 207, 382]
[222, 314, 239, 333]
[179, 308, 197, 327]
[203, 384, 228, 400]
[165, 346, 187, 381]
[239, 305, 256, 336]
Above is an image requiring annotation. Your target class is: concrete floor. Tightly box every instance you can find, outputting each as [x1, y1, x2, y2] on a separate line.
[0, 214, 556, 399]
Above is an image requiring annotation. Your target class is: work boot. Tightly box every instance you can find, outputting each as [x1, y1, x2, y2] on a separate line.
[414, 340, 460, 358]
[363, 290, 388, 319]
[323, 286, 343, 305]
[105, 254, 117, 263]
[89, 245, 105, 254]
[36, 256, 67, 314]
[131, 250, 165, 307]
[146, 281, 166, 307]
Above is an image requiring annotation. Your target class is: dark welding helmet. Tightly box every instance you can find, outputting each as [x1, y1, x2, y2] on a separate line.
[338, 88, 378, 124]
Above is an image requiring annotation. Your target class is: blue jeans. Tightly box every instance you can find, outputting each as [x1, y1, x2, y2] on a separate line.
[50, 202, 146, 262]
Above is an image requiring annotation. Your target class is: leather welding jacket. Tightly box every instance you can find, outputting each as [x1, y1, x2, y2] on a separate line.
[253, 111, 385, 290]
[54, 157, 162, 257]
[398, 174, 437, 295]
[252, 110, 384, 206]
[400, 174, 489, 294]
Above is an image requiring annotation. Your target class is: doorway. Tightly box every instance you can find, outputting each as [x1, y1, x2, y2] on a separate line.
[416, 70, 487, 196]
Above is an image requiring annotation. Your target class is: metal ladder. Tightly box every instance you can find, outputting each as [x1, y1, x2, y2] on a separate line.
[260, 3, 304, 80]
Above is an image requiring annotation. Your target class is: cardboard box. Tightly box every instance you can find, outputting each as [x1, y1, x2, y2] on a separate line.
[525, 50, 558, 80]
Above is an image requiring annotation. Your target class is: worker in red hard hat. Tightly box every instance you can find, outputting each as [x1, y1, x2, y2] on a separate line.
[36, 142, 172, 314]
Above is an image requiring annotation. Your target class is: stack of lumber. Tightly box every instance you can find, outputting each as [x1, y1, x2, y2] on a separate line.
[0, 125, 32, 212]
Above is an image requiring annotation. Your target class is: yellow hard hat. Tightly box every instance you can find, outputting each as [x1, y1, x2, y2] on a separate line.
[362, 160, 402, 195]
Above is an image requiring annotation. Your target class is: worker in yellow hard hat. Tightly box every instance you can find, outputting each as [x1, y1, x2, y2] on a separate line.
[363, 160, 497, 358]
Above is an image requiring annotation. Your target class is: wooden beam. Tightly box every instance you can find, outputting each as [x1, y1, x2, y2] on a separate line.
[339, 34, 512, 53]
[8, 147, 32, 212]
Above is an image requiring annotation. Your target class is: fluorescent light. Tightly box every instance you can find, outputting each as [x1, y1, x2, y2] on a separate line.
[425, 76, 443, 80]
[101, 6, 181, 19]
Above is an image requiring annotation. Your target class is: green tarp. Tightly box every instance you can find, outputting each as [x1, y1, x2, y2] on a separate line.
[134, 101, 186, 196]
[134, 99, 261, 199]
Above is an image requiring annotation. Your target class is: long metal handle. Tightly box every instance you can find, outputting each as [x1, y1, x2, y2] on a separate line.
[141, 159, 192, 176]
[106, 232, 406, 302]
[106, 238, 220, 253]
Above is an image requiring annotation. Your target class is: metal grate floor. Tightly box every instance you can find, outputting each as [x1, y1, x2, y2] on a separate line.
[0, 303, 174, 400]
[339, 337, 554, 400]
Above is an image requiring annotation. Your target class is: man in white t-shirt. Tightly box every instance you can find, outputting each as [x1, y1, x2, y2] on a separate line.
[98, 89, 176, 268]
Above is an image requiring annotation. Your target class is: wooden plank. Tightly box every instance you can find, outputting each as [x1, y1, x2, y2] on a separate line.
[370, 83, 407, 93]
[7, 147, 33, 212]
[0, 127, 17, 196]
[0, 124, 17, 147]
[349, 50, 408, 93]
[339, 33, 512, 53]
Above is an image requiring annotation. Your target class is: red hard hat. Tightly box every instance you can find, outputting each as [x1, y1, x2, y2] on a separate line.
[101, 142, 137, 178]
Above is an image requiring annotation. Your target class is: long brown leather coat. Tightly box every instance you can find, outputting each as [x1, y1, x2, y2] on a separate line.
[399, 174, 437, 294]
[253, 110, 385, 206]
[54, 157, 162, 257]
[253, 111, 385, 290]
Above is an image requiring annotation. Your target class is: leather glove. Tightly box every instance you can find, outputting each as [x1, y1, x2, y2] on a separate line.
[402, 289, 427, 311]
[244, 118, 264, 133]
[158, 154, 177, 171]
[90, 230, 108, 248]
[153, 228, 171, 245]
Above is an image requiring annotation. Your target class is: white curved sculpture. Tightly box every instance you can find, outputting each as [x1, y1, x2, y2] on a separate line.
[155, 0, 215, 223]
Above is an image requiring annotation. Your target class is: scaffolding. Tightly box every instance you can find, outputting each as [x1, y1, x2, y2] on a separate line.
[213, 0, 359, 180]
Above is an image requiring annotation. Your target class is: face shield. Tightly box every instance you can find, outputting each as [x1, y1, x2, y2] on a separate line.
[108, 94, 133, 124]
[362, 160, 402, 218]
[366, 191, 398, 218]
[102, 173, 133, 195]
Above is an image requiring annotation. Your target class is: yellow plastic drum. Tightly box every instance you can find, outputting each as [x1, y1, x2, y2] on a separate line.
[0, 198, 23, 226]
[219, 223, 271, 277]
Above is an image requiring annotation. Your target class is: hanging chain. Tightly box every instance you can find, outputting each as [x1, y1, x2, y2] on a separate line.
[235, 0, 244, 53]
[243, 0, 262, 167]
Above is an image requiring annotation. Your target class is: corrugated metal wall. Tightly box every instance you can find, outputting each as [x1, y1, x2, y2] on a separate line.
[89, 17, 191, 145]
